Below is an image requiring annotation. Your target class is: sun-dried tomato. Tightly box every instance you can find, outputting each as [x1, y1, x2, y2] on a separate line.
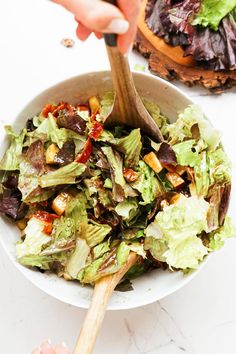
[89, 121, 104, 140]
[42, 104, 56, 118]
[123, 168, 138, 182]
[52, 102, 72, 117]
[76, 138, 93, 164]
[34, 211, 59, 223]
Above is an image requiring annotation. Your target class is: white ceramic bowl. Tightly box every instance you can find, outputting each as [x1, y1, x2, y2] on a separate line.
[0, 71, 207, 310]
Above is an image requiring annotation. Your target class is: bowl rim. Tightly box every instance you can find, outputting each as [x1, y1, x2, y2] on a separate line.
[0, 70, 212, 310]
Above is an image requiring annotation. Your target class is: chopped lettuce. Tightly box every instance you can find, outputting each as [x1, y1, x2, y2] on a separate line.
[33, 114, 68, 148]
[144, 196, 209, 269]
[0, 127, 26, 170]
[78, 241, 130, 284]
[209, 216, 236, 251]
[113, 129, 142, 168]
[115, 198, 139, 223]
[194, 151, 209, 197]
[192, 0, 236, 30]
[93, 240, 110, 260]
[100, 92, 114, 118]
[173, 140, 201, 167]
[208, 148, 231, 186]
[84, 220, 111, 247]
[65, 238, 90, 279]
[131, 161, 163, 205]
[39, 162, 86, 188]
[167, 105, 220, 150]
[16, 217, 51, 259]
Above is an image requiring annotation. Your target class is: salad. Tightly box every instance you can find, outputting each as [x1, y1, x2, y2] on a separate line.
[0, 94, 234, 286]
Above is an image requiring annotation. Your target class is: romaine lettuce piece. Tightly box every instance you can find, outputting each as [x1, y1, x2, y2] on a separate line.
[16, 217, 52, 259]
[167, 105, 220, 150]
[33, 114, 68, 148]
[173, 140, 201, 167]
[209, 216, 236, 251]
[78, 241, 130, 284]
[84, 220, 111, 247]
[65, 238, 90, 279]
[0, 127, 26, 170]
[93, 240, 110, 260]
[115, 198, 139, 222]
[131, 161, 163, 205]
[194, 151, 210, 197]
[144, 195, 209, 269]
[39, 162, 86, 188]
[113, 129, 142, 168]
[208, 148, 231, 186]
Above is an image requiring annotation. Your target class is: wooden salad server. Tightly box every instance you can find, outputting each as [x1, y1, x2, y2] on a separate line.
[103, 0, 164, 142]
[73, 252, 138, 354]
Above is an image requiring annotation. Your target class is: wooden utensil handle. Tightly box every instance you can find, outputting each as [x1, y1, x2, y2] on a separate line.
[73, 253, 138, 354]
[73, 276, 116, 354]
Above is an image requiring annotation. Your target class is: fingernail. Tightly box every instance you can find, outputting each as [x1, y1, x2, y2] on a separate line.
[104, 19, 129, 34]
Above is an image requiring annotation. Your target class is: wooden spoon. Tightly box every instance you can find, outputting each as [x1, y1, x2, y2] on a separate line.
[103, 0, 164, 142]
[73, 252, 138, 354]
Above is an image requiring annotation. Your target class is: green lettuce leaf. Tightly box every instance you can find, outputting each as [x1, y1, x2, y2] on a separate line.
[65, 238, 90, 279]
[208, 148, 231, 186]
[18, 160, 39, 201]
[33, 114, 68, 148]
[115, 198, 139, 222]
[39, 162, 86, 188]
[100, 92, 114, 118]
[113, 129, 142, 168]
[0, 127, 26, 170]
[84, 220, 111, 247]
[167, 105, 220, 150]
[173, 140, 201, 167]
[101, 146, 133, 202]
[131, 161, 163, 205]
[192, 0, 236, 30]
[194, 151, 210, 197]
[209, 216, 236, 251]
[16, 217, 52, 259]
[93, 240, 110, 260]
[142, 99, 167, 131]
[144, 195, 209, 269]
[78, 241, 130, 284]
[19, 252, 71, 270]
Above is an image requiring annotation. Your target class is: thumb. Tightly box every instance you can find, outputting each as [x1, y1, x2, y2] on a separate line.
[52, 0, 129, 34]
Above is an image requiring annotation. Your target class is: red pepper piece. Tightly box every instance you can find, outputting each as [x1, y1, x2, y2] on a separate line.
[76, 138, 93, 164]
[123, 168, 139, 182]
[89, 121, 104, 140]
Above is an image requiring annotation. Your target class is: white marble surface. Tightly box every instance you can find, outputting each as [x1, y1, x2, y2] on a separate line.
[1, 1, 236, 353]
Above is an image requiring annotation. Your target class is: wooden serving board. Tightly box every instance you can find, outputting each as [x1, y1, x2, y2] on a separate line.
[135, 0, 236, 93]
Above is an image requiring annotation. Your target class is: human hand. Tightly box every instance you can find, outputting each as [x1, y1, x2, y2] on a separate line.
[31, 340, 70, 354]
[52, 0, 141, 53]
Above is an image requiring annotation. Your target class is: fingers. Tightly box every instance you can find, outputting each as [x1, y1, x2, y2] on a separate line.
[117, 0, 141, 53]
[76, 23, 91, 41]
[53, 0, 129, 34]
[31, 348, 42, 354]
[40, 341, 55, 354]
[55, 343, 70, 354]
